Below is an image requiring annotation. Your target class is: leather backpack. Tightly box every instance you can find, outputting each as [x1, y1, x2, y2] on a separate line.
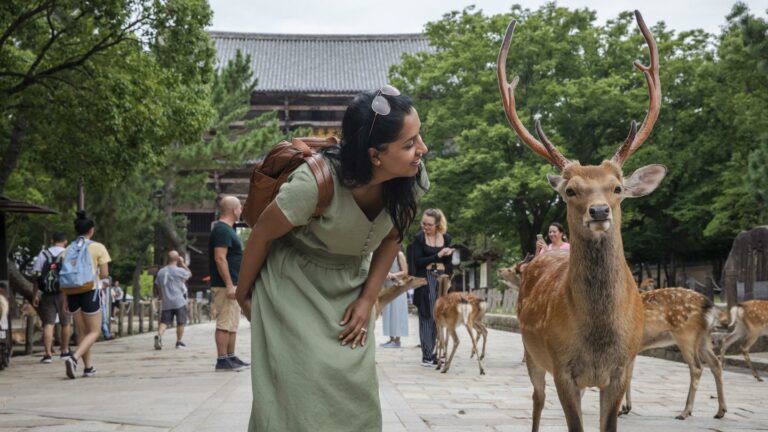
[242, 137, 338, 227]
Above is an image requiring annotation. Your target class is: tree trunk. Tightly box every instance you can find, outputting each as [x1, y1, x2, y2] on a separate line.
[153, 177, 185, 258]
[0, 115, 29, 194]
[8, 259, 34, 303]
[155, 215, 184, 254]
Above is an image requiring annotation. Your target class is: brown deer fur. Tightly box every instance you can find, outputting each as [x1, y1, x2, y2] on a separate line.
[622, 288, 726, 419]
[433, 275, 487, 375]
[498, 10, 665, 431]
[638, 277, 656, 292]
[720, 299, 768, 382]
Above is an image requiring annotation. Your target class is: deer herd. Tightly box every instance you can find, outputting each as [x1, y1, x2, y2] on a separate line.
[372, 9, 768, 432]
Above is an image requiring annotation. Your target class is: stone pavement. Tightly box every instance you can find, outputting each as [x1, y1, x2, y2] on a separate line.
[0, 315, 767, 431]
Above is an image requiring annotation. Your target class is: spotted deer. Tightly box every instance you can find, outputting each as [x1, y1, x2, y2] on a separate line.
[622, 288, 726, 419]
[638, 277, 656, 292]
[375, 275, 426, 318]
[433, 274, 487, 375]
[719, 299, 768, 382]
[498, 11, 665, 432]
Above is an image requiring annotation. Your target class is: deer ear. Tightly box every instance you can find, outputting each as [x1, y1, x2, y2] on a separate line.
[547, 174, 563, 191]
[623, 164, 667, 198]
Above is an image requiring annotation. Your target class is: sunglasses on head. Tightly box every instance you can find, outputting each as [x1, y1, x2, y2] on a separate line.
[367, 84, 400, 140]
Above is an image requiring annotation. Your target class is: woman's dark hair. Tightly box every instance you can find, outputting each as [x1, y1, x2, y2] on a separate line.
[550, 222, 567, 241]
[324, 90, 427, 241]
[74, 210, 95, 236]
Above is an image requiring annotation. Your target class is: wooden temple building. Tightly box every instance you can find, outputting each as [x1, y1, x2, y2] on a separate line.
[176, 32, 430, 292]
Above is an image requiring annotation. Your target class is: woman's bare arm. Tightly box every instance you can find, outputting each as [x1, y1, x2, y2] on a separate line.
[235, 200, 296, 319]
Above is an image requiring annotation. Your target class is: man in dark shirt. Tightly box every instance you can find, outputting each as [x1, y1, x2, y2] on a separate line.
[208, 196, 248, 371]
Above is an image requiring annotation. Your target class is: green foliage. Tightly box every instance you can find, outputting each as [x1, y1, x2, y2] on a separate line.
[393, 2, 768, 267]
[125, 270, 155, 299]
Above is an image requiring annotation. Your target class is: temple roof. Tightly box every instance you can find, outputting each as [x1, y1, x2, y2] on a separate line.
[209, 32, 431, 93]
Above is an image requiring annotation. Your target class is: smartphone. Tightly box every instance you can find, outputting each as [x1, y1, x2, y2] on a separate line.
[536, 234, 544, 242]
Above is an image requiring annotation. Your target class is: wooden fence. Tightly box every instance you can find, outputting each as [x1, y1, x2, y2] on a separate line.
[16, 298, 211, 353]
[470, 287, 518, 315]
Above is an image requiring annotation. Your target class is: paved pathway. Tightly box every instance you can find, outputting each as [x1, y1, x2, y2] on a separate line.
[0, 316, 767, 431]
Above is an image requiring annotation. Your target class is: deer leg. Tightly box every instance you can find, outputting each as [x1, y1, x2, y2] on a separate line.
[699, 338, 727, 418]
[619, 358, 636, 416]
[599, 376, 627, 432]
[434, 323, 441, 370]
[677, 342, 703, 420]
[719, 328, 743, 367]
[525, 351, 546, 432]
[475, 321, 488, 361]
[553, 372, 584, 432]
[442, 328, 460, 374]
[741, 335, 763, 382]
[464, 322, 485, 375]
[436, 324, 446, 370]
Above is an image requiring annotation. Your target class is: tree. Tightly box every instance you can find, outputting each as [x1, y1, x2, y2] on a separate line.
[392, 2, 767, 282]
[2, 0, 216, 301]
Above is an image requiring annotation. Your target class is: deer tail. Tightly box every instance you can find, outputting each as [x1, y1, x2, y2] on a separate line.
[728, 305, 744, 329]
[459, 302, 472, 325]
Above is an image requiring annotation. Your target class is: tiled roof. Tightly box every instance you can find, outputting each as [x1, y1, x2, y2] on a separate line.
[209, 32, 431, 93]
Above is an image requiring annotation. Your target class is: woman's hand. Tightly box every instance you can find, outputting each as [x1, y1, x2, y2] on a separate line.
[338, 296, 375, 349]
[235, 284, 252, 322]
[535, 239, 546, 253]
[438, 247, 454, 258]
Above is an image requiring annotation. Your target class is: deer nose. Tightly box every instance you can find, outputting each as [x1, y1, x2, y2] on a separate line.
[589, 204, 610, 221]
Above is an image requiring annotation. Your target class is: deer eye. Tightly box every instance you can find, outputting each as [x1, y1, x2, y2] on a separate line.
[614, 186, 622, 194]
[565, 188, 576, 197]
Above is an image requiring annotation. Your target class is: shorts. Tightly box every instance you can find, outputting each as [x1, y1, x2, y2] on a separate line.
[160, 306, 188, 326]
[211, 287, 240, 332]
[66, 290, 101, 315]
[38, 293, 72, 326]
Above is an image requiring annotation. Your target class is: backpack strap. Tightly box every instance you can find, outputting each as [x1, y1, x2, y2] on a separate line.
[293, 138, 334, 218]
[305, 154, 333, 218]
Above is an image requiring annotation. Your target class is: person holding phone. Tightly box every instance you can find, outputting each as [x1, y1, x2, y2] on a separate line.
[536, 222, 570, 255]
[411, 208, 454, 366]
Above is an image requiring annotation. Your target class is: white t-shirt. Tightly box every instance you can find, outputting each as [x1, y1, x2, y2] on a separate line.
[32, 246, 66, 273]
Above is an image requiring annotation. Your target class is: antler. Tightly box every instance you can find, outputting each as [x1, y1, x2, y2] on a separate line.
[497, 21, 569, 170]
[612, 11, 661, 166]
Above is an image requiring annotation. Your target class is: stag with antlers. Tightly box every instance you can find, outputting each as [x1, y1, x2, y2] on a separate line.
[498, 10, 666, 432]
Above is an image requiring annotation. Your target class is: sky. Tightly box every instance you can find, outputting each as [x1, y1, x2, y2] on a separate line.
[208, 0, 767, 36]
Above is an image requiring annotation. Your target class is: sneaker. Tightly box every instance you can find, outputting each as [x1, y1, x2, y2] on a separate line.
[83, 367, 96, 377]
[230, 356, 250, 367]
[215, 358, 245, 372]
[420, 359, 434, 367]
[154, 335, 162, 350]
[65, 356, 78, 379]
[380, 341, 394, 347]
[40, 355, 52, 364]
[386, 341, 401, 348]
[60, 351, 72, 359]
[175, 340, 187, 348]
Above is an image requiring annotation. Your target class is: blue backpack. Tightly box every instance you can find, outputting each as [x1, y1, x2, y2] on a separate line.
[59, 237, 96, 291]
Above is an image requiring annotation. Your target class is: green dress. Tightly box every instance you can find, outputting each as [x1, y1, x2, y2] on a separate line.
[249, 161, 428, 432]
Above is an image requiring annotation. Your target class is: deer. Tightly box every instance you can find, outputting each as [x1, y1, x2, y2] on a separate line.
[719, 299, 768, 382]
[621, 288, 726, 420]
[638, 277, 656, 292]
[498, 10, 665, 432]
[433, 274, 487, 375]
[374, 275, 426, 318]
